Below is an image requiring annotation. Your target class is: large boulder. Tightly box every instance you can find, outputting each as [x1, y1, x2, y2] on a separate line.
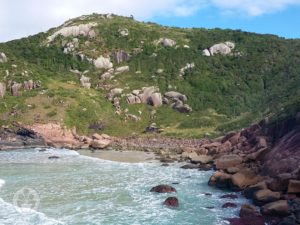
[47, 23, 97, 42]
[240, 204, 261, 218]
[261, 200, 290, 216]
[11, 82, 22, 96]
[150, 185, 176, 193]
[107, 88, 123, 101]
[0, 82, 6, 98]
[208, 171, 232, 189]
[138, 87, 157, 103]
[24, 80, 35, 90]
[163, 197, 179, 207]
[94, 56, 113, 69]
[0, 52, 7, 63]
[148, 93, 163, 107]
[156, 38, 176, 47]
[164, 91, 187, 102]
[244, 181, 268, 199]
[191, 154, 213, 164]
[202, 49, 211, 56]
[90, 133, 111, 149]
[253, 189, 281, 206]
[287, 180, 300, 194]
[215, 154, 243, 170]
[80, 75, 91, 89]
[115, 66, 129, 74]
[113, 50, 130, 64]
[208, 41, 235, 56]
[230, 169, 263, 191]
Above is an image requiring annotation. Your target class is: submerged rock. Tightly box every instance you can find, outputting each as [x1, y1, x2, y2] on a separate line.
[48, 156, 60, 159]
[150, 185, 176, 193]
[164, 197, 179, 208]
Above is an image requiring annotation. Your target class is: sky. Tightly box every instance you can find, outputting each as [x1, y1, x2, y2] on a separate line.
[0, 0, 300, 42]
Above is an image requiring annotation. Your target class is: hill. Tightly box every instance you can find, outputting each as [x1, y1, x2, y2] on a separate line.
[0, 13, 300, 138]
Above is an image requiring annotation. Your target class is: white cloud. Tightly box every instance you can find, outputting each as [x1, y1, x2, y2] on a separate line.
[211, 0, 300, 16]
[0, 0, 204, 42]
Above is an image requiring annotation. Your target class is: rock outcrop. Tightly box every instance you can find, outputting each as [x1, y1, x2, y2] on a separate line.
[155, 38, 176, 47]
[11, 82, 22, 96]
[203, 41, 235, 56]
[0, 52, 7, 63]
[113, 50, 130, 64]
[0, 82, 6, 98]
[94, 56, 113, 69]
[115, 66, 129, 74]
[90, 133, 112, 149]
[80, 75, 91, 89]
[47, 23, 97, 42]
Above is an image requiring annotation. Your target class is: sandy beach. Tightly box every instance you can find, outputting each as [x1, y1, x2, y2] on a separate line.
[78, 150, 157, 163]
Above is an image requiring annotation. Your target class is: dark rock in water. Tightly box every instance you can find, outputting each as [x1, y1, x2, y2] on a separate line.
[160, 158, 175, 163]
[198, 163, 213, 171]
[181, 164, 199, 169]
[150, 185, 176, 193]
[172, 182, 180, 185]
[161, 163, 169, 167]
[48, 156, 60, 159]
[205, 206, 215, 209]
[39, 149, 47, 152]
[220, 194, 238, 199]
[204, 193, 212, 196]
[163, 197, 179, 208]
[222, 202, 237, 208]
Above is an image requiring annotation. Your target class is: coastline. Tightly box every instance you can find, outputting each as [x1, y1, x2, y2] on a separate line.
[1, 112, 300, 225]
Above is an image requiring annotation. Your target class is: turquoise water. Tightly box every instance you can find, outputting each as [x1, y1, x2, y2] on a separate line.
[0, 149, 246, 225]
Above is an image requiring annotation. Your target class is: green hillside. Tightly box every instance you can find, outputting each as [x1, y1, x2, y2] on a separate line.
[1, 13, 300, 138]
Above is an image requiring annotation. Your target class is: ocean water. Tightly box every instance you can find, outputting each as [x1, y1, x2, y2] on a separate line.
[0, 148, 247, 225]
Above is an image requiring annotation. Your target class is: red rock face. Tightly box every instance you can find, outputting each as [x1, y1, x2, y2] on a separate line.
[262, 126, 300, 176]
[163, 197, 179, 207]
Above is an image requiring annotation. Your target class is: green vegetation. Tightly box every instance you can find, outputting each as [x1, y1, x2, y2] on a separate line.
[0, 14, 299, 138]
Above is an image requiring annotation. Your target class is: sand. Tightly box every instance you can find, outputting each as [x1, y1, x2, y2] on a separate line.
[78, 150, 157, 163]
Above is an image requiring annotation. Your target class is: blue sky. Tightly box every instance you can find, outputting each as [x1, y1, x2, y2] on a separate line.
[0, 0, 300, 42]
[153, 3, 300, 39]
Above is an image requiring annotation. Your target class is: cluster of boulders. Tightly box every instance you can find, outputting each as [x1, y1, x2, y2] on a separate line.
[177, 113, 300, 224]
[203, 41, 235, 56]
[0, 80, 41, 97]
[47, 22, 98, 43]
[0, 125, 45, 150]
[28, 123, 112, 150]
[154, 38, 176, 47]
[125, 88, 192, 113]
[150, 184, 179, 208]
[0, 52, 7, 63]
